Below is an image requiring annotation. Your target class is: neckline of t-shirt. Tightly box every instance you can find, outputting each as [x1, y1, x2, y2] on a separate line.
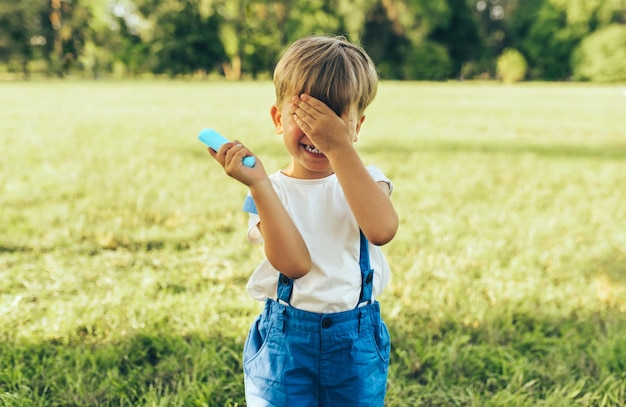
[277, 171, 337, 184]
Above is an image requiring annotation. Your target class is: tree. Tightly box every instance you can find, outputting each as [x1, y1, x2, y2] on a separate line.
[334, 0, 379, 40]
[512, 0, 626, 80]
[429, 0, 486, 78]
[572, 24, 626, 82]
[152, 1, 225, 76]
[0, 0, 48, 76]
[550, 0, 626, 28]
[238, 1, 290, 79]
[362, 1, 412, 79]
[520, 1, 582, 80]
[404, 40, 453, 80]
[497, 47, 527, 82]
[2, 0, 623, 81]
[237, 0, 372, 79]
[473, 0, 515, 63]
[362, 0, 454, 79]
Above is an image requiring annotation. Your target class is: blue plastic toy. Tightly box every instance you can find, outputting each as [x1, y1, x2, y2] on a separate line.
[198, 128, 255, 168]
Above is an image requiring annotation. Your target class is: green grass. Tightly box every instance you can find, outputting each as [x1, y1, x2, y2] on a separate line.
[1, 80, 625, 406]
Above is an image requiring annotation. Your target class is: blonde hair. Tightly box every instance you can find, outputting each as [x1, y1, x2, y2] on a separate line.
[273, 35, 378, 116]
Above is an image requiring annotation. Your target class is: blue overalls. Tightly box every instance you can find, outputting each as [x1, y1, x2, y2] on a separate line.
[243, 232, 391, 407]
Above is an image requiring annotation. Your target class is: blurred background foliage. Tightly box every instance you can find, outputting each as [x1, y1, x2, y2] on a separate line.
[0, 0, 624, 82]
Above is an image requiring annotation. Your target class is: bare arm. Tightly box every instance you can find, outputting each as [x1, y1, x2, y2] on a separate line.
[208, 142, 311, 278]
[291, 94, 399, 245]
[329, 146, 398, 245]
[249, 179, 311, 279]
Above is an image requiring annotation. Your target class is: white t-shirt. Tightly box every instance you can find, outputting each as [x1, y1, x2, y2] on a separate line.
[243, 165, 393, 313]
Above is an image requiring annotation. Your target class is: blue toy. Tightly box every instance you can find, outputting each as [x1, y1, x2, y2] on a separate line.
[198, 128, 255, 168]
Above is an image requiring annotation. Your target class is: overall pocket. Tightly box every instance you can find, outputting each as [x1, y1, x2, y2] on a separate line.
[243, 314, 273, 371]
[371, 319, 391, 365]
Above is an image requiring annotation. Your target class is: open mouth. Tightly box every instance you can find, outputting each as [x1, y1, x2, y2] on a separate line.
[303, 144, 323, 155]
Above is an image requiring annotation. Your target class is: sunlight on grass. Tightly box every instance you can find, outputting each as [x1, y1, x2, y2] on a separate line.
[1, 80, 625, 406]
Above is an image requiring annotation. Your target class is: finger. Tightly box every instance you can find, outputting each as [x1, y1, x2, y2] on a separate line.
[298, 94, 327, 114]
[207, 146, 227, 167]
[291, 109, 312, 133]
[289, 101, 313, 130]
[211, 141, 234, 167]
[225, 142, 254, 169]
[220, 140, 237, 156]
[231, 141, 252, 155]
[224, 142, 242, 162]
[292, 95, 321, 121]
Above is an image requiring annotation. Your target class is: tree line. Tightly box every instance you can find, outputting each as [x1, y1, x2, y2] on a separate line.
[1, 0, 625, 82]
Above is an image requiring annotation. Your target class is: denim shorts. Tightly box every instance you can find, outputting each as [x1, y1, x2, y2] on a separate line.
[243, 299, 390, 407]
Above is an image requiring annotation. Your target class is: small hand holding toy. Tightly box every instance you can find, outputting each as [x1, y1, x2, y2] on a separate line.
[198, 128, 256, 168]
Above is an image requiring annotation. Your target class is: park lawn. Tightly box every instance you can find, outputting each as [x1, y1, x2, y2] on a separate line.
[1, 80, 625, 406]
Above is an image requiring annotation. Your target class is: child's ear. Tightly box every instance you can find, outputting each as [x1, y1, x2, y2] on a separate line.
[270, 105, 283, 134]
[353, 115, 366, 142]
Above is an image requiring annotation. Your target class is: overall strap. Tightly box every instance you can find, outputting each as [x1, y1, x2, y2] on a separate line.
[276, 230, 374, 306]
[358, 230, 374, 306]
[276, 272, 293, 305]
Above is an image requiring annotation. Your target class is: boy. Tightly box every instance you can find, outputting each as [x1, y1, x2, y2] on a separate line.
[207, 35, 398, 406]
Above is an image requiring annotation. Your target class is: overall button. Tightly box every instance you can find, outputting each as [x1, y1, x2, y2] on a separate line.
[321, 318, 332, 329]
[279, 275, 289, 285]
[365, 273, 373, 284]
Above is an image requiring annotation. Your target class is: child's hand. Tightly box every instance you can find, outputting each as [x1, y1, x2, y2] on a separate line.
[207, 141, 267, 186]
[290, 94, 359, 156]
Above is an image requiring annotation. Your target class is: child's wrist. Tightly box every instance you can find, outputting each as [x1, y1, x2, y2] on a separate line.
[325, 141, 357, 162]
[248, 177, 273, 195]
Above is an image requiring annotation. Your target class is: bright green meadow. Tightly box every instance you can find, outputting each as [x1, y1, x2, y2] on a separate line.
[1, 80, 625, 406]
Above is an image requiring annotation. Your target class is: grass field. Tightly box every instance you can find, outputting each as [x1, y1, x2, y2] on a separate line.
[1, 80, 625, 406]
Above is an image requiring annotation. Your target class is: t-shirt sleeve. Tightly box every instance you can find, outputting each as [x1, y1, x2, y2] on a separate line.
[242, 174, 284, 245]
[366, 165, 393, 196]
[243, 193, 263, 244]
